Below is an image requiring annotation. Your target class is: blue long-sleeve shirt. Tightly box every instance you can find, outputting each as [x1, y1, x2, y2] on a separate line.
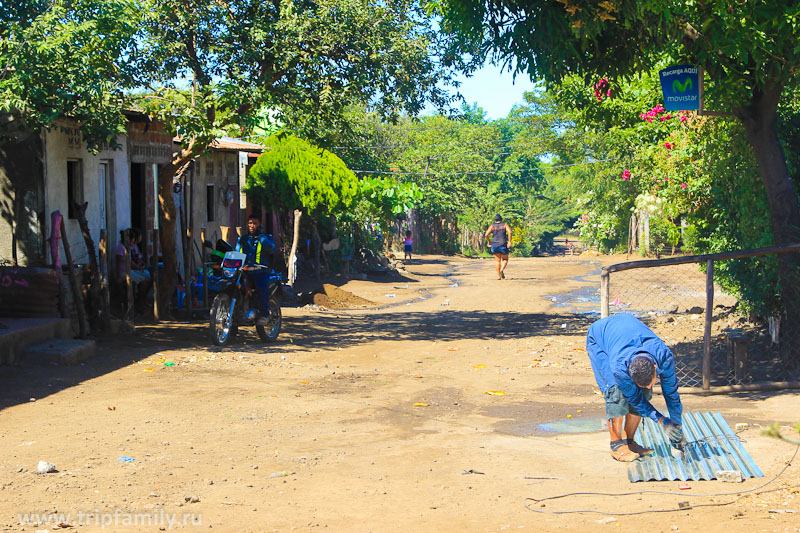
[586, 313, 682, 425]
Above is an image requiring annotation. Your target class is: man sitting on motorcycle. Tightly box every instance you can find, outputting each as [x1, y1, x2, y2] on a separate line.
[237, 214, 276, 326]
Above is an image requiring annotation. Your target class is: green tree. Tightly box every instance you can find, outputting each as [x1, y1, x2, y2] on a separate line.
[132, 0, 468, 310]
[438, 0, 800, 329]
[0, 0, 141, 147]
[246, 133, 358, 283]
[354, 176, 422, 249]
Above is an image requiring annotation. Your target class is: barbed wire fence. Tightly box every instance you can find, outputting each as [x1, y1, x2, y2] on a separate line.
[600, 244, 800, 390]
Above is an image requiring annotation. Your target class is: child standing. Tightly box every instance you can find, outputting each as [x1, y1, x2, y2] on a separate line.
[403, 230, 413, 262]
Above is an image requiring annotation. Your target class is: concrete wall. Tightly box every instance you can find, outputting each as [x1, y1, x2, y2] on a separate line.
[43, 121, 130, 267]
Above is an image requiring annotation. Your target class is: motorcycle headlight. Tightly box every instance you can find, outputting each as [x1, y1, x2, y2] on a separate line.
[223, 268, 236, 279]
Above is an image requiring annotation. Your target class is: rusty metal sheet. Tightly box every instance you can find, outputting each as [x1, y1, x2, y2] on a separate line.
[628, 411, 763, 482]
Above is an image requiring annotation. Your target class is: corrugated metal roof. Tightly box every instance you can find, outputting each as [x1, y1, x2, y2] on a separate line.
[173, 136, 266, 152]
[210, 137, 265, 152]
[628, 411, 763, 482]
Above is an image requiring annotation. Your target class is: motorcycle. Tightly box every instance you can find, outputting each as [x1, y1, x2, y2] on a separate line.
[209, 250, 286, 346]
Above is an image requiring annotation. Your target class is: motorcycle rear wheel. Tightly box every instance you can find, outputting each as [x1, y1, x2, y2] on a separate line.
[256, 298, 281, 342]
[210, 293, 234, 346]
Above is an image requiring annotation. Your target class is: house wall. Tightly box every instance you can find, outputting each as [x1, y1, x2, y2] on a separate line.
[43, 120, 129, 267]
[126, 120, 173, 268]
[190, 151, 241, 249]
[0, 129, 45, 266]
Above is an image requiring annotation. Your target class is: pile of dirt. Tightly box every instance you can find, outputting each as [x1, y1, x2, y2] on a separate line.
[309, 284, 374, 309]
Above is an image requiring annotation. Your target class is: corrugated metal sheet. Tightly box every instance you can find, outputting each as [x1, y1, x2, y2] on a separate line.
[628, 411, 763, 482]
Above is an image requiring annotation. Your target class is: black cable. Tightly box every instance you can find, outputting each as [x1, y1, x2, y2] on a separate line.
[524, 440, 799, 516]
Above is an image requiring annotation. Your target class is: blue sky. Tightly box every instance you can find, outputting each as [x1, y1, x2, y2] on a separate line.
[449, 61, 537, 120]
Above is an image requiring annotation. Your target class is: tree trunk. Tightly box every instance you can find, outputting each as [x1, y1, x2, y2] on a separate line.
[158, 142, 196, 318]
[74, 201, 106, 332]
[312, 219, 329, 278]
[739, 83, 800, 245]
[156, 164, 177, 317]
[311, 218, 321, 280]
[740, 82, 800, 363]
[271, 210, 286, 273]
[288, 209, 302, 286]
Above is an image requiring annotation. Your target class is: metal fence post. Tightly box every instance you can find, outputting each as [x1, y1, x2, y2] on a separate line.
[703, 260, 714, 390]
[600, 268, 610, 318]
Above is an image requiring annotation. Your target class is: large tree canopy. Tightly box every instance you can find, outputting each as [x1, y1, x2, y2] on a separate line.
[134, 0, 471, 311]
[436, 0, 800, 242]
[0, 0, 142, 148]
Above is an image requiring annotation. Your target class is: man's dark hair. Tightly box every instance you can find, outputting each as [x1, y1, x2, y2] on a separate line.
[494, 214, 502, 222]
[630, 355, 656, 387]
[248, 214, 259, 221]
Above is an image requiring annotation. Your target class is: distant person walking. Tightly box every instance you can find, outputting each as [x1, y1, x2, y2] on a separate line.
[403, 230, 413, 262]
[485, 214, 512, 280]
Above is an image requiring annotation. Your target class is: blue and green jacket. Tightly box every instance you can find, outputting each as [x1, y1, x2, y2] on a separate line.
[236, 232, 275, 267]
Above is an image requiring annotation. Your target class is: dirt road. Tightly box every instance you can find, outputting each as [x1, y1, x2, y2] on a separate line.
[1, 255, 798, 532]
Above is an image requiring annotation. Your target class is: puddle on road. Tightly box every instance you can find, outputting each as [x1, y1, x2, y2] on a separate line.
[544, 262, 601, 316]
[496, 417, 607, 436]
[374, 264, 463, 310]
[538, 418, 607, 434]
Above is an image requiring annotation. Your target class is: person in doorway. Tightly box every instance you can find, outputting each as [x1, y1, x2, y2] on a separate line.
[586, 313, 685, 462]
[114, 228, 151, 310]
[237, 214, 276, 325]
[484, 214, 512, 280]
[403, 230, 413, 262]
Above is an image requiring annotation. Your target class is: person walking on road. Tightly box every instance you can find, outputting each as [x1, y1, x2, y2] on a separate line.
[586, 313, 685, 462]
[485, 214, 512, 280]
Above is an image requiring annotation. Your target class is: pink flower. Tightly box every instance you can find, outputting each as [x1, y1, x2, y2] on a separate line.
[606, 89, 611, 96]
[622, 169, 631, 180]
[680, 115, 687, 123]
[681, 183, 687, 189]
[664, 142, 674, 150]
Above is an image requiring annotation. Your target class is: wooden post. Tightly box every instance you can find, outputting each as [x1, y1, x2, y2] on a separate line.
[60, 220, 89, 338]
[152, 228, 160, 322]
[600, 269, 610, 318]
[184, 225, 194, 320]
[725, 329, 743, 370]
[733, 336, 749, 383]
[201, 226, 209, 308]
[703, 259, 714, 390]
[74, 202, 104, 331]
[123, 229, 133, 324]
[288, 209, 302, 286]
[98, 229, 112, 332]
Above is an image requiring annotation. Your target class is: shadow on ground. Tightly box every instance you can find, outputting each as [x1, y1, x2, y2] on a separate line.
[0, 310, 593, 412]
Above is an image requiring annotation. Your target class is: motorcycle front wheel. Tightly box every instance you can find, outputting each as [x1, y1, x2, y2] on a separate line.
[256, 298, 281, 342]
[210, 293, 235, 346]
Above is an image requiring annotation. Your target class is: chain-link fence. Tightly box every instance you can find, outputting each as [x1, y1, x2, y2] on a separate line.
[601, 244, 800, 390]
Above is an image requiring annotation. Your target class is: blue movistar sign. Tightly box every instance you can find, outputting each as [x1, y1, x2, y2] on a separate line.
[659, 65, 700, 111]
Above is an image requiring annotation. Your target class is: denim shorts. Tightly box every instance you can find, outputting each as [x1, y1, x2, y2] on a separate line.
[604, 385, 652, 419]
[491, 245, 510, 256]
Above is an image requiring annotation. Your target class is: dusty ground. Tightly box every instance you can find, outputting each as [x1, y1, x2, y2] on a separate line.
[1, 254, 798, 532]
